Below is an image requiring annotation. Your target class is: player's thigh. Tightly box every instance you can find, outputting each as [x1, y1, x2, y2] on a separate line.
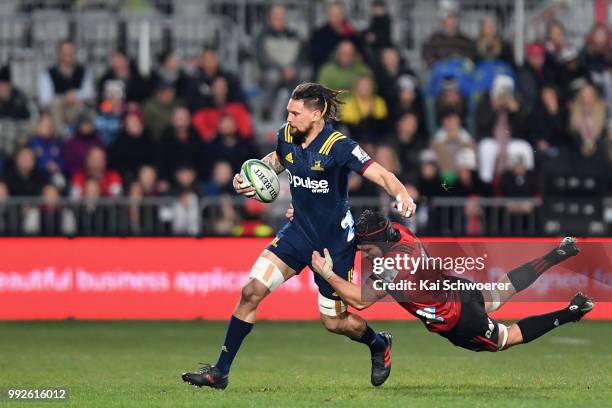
[315, 250, 355, 321]
[246, 249, 298, 297]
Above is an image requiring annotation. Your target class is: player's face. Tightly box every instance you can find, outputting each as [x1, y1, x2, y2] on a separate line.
[286, 99, 318, 144]
[357, 244, 384, 259]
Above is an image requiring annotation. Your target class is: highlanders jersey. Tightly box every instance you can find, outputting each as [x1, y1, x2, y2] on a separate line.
[275, 121, 374, 255]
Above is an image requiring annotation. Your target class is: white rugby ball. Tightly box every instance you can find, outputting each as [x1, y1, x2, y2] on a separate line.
[240, 159, 280, 203]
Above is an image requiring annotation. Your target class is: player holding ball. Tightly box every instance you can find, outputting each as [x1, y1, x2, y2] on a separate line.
[182, 82, 416, 389]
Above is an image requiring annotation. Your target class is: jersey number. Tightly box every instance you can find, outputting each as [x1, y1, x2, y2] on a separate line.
[341, 210, 355, 242]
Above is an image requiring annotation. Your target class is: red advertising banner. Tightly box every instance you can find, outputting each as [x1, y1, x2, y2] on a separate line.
[0, 238, 611, 320]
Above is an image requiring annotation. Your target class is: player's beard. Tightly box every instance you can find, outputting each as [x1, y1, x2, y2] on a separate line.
[290, 123, 313, 145]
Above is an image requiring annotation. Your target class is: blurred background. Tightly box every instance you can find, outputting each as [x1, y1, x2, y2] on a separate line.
[0, 0, 609, 238]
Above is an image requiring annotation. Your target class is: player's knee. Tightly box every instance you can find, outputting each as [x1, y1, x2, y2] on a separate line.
[498, 323, 523, 350]
[320, 314, 346, 334]
[239, 280, 268, 308]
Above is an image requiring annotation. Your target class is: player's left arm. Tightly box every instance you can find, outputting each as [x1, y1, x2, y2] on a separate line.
[362, 161, 416, 218]
[311, 249, 386, 310]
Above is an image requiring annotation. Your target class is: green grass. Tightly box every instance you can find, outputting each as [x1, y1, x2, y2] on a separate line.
[0, 321, 611, 407]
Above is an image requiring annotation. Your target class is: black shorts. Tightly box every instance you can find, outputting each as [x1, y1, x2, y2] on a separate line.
[439, 277, 500, 352]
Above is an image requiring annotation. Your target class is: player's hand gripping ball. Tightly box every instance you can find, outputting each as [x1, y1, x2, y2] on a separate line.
[239, 159, 280, 203]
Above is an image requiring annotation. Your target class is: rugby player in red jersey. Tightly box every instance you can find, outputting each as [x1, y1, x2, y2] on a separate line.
[312, 210, 594, 354]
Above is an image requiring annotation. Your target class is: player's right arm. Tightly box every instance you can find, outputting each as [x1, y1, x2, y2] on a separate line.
[311, 249, 386, 310]
[232, 151, 285, 197]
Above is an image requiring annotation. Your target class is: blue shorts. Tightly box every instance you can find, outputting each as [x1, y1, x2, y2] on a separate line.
[267, 222, 355, 300]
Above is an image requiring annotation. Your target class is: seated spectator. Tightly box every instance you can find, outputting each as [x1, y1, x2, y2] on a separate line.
[183, 47, 245, 111]
[374, 47, 425, 123]
[192, 76, 252, 142]
[310, 1, 360, 75]
[201, 114, 258, 179]
[415, 149, 446, 201]
[475, 75, 527, 141]
[569, 81, 607, 159]
[204, 161, 235, 196]
[157, 107, 202, 183]
[169, 165, 202, 197]
[430, 110, 475, 183]
[70, 147, 122, 198]
[63, 111, 104, 176]
[526, 84, 569, 158]
[38, 40, 93, 135]
[109, 107, 156, 184]
[422, 5, 476, 65]
[389, 112, 427, 182]
[256, 4, 307, 119]
[451, 148, 492, 197]
[341, 75, 388, 143]
[0, 65, 32, 120]
[150, 50, 189, 99]
[544, 20, 569, 67]
[97, 49, 149, 104]
[28, 112, 66, 190]
[518, 43, 556, 110]
[434, 77, 467, 126]
[3, 147, 49, 196]
[362, 0, 393, 53]
[143, 79, 184, 142]
[475, 16, 513, 65]
[557, 47, 587, 102]
[500, 154, 538, 198]
[95, 80, 126, 146]
[317, 40, 373, 94]
[580, 24, 611, 103]
[129, 165, 165, 199]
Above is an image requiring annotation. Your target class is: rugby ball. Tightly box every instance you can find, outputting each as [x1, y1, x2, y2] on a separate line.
[240, 159, 280, 203]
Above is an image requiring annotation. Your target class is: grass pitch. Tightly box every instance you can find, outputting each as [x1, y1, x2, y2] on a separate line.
[0, 320, 611, 407]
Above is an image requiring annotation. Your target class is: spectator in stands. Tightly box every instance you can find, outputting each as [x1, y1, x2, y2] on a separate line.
[128, 164, 166, 234]
[95, 80, 126, 146]
[476, 75, 532, 183]
[28, 112, 66, 191]
[526, 84, 569, 158]
[451, 148, 492, 197]
[580, 24, 611, 104]
[390, 111, 426, 183]
[62, 111, 104, 176]
[0, 65, 32, 120]
[317, 40, 373, 94]
[3, 147, 49, 196]
[169, 165, 202, 197]
[150, 50, 189, 99]
[109, 107, 156, 184]
[310, 1, 360, 75]
[373, 47, 425, 124]
[192, 76, 252, 142]
[557, 47, 588, 102]
[38, 40, 93, 134]
[430, 110, 475, 183]
[98, 49, 149, 104]
[518, 43, 555, 111]
[184, 47, 245, 112]
[201, 114, 258, 180]
[434, 77, 467, 126]
[475, 16, 513, 65]
[143, 79, 184, 142]
[129, 165, 164, 199]
[569, 81, 607, 159]
[500, 154, 538, 198]
[544, 20, 569, 66]
[362, 0, 393, 53]
[581, 24, 610, 79]
[70, 147, 122, 199]
[157, 107, 201, 183]
[204, 161, 235, 196]
[341, 75, 388, 143]
[256, 4, 307, 120]
[415, 149, 446, 200]
[422, 5, 476, 65]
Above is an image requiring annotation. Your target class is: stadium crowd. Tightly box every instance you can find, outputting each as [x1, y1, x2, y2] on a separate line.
[0, 0, 610, 236]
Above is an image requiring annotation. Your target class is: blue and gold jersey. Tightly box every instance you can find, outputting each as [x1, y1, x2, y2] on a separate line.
[275, 121, 374, 255]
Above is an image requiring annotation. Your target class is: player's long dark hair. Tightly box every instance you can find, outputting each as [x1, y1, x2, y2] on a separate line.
[290, 82, 343, 121]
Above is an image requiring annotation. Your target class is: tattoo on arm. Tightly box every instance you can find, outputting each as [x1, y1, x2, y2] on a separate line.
[262, 151, 285, 174]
